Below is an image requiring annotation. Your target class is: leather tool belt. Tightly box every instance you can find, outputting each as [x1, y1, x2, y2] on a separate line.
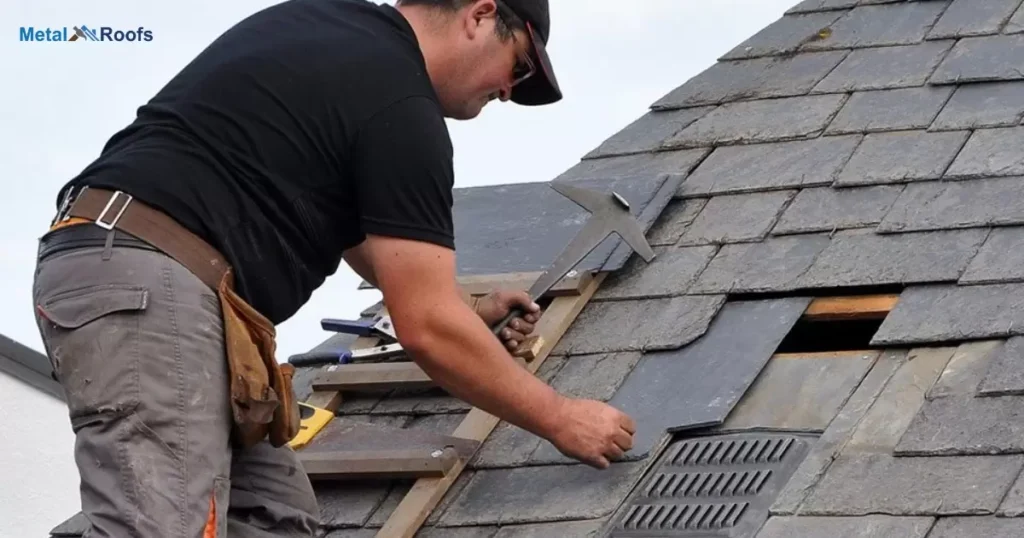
[53, 186, 300, 449]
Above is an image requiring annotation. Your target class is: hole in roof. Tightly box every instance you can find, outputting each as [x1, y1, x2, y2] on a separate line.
[773, 294, 897, 354]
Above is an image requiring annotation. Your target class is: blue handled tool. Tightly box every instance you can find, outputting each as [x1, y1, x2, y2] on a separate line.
[289, 315, 405, 367]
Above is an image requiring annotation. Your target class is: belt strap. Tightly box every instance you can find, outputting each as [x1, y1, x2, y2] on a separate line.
[64, 187, 230, 290]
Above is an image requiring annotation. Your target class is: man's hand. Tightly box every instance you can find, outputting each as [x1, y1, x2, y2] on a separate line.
[473, 290, 542, 351]
[548, 398, 637, 469]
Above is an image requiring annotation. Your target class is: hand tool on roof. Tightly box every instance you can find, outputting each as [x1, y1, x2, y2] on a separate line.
[490, 181, 656, 336]
[288, 402, 335, 450]
[289, 315, 404, 367]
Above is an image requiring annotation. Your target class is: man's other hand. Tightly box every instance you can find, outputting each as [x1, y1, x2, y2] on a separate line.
[474, 290, 541, 351]
[549, 398, 637, 470]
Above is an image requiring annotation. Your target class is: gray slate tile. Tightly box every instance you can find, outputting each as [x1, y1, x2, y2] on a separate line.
[998, 471, 1024, 516]
[845, 347, 956, 452]
[324, 530, 377, 538]
[690, 235, 832, 294]
[722, 352, 877, 431]
[50, 512, 88, 536]
[317, 482, 393, 529]
[961, 227, 1024, 284]
[824, 86, 954, 135]
[772, 184, 904, 235]
[415, 527, 498, 538]
[645, 197, 707, 246]
[771, 351, 906, 515]
[928, 0, 1022, 39]
[679, 135, 861, 197]
[369, 388, 471, 415]
[467, 420, 542, 470]
[928, 340, 1004, 399]
[757, 515, 935, 538]
[872, 283, 1024, 345]
[978, 336, 1024, 396]
[945, 127, 1024, 179]
[721, 11, 848, 60]
[438, 462, 646, 526]
[552, 295, 726, 355]
[878, 177, 1024, 233]
[583, 107, 715, 159]
[802, 1, 950, 50]
[812, 41, 954, 93]
[1008, 3, 1024, 33]
[652, 51, 848, 109]
[931, 35, 1024, 84]
[607, 298, 811, 458]
[928, 516, 1024, 538]
[665, 94, 848, 148]
[836, 129, 968, 186]
[800, 452, 1024, 516]
[492, 519, 607, 537]
[554, 148, 709, 183]
[931, 81, 1024, 131]
[677, 190, 796, 246]
[895, 395, 1024, 455]
[792, 229, 988, 289]
[594, 245, 716, 300]
[787, 0, 858, 14]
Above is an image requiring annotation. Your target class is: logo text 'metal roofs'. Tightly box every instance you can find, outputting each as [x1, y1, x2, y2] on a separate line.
[19, 25, 153, 42]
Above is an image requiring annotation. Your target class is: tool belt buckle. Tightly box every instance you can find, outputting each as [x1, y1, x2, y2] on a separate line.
[94, 190, 133, 231]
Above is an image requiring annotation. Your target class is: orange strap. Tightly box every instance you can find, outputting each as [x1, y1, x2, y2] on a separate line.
[203, 492, 217, 538]
[48, 217, 91, 232]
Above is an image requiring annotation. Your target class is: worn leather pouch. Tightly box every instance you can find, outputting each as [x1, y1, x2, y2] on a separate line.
[217, 270, 300, 449]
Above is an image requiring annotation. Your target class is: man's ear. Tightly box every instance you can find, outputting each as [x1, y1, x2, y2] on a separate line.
[464, 0, 499, 39]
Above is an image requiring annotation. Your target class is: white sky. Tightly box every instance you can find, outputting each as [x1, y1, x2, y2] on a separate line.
[1, 1, 799, 535]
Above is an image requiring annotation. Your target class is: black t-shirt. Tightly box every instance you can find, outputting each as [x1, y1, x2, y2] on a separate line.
[59, 0, 456, 324]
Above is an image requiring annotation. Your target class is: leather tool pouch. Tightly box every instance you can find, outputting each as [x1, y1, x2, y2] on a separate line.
[217, 270, 300, 449]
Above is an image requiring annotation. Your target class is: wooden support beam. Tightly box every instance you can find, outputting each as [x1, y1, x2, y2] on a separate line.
[375, 272, 607, 538]
[300, 447, 459, 481]
[358, 270, 593, 297]
[804, 294, 899, 321]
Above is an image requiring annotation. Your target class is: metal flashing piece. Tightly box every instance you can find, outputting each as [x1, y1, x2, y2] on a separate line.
[608, 432, 814, 537]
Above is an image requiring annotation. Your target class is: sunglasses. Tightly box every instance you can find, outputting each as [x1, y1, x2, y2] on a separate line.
[494, 0, 536, 86]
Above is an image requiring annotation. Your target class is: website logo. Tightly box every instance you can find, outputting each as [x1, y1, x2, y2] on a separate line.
[19, 25, 153, 42]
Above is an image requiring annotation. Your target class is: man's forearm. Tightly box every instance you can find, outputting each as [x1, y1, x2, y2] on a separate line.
[400, 295, 564, 439]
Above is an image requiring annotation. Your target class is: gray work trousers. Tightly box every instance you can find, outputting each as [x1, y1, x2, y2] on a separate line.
[32, 236, 320, 537]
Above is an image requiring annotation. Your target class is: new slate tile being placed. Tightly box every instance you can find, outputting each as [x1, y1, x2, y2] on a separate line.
[551, 294, 726, 356]
[554, 148, 709, 183]
[583, 107, 715, 159]
[721, 352, 877, 432]
[679, 135, 861, 197]
[960, 227, 1024, 284]
[799, 1, 950, 50]
[787, 0, 858, 14]
[451, 174, 672, 276]
[719, 11, 848, 60]
[894, 394, 1024, 456]
[605, 297, 811, 459]
[799, 452, 1024, 516]
[878, 176, 1024, 233]
[791, 228, 988, 289]
[930, 35, 1024, 84]
[757, 515, 935, 538]
[771, 184, 904, 235]
[823, 86, 954, 135]
[926, 0, 1022, 39]
[664, 94, 848, 149]
[930, 517, 1024, 538]
[871, 283, 1024, 345]
[677, 190, 796, 246]
[834, 129, 968, 186]
[437, 462, 647, 526]
[977, 336, 1024, 396]
[593, 245, 717, 301]
[944, 127, 1024, 179]
[650, 51, 848, 109]
[689, 234, 832, 294]
[811, 41, 954, 93]
[644, 197, 708, 246]
[930, 81, 1024, 131]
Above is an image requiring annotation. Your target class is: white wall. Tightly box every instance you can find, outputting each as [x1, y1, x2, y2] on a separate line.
[0, 375, 80, 538]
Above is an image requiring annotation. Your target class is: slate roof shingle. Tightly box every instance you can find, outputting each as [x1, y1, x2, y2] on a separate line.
[49, 0, 1024, 537]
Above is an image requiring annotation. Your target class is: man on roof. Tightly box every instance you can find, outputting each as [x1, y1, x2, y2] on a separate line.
[31, 0, 637, 535]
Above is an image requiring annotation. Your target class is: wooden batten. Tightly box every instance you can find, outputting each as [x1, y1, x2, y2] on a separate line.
[804, 294, 899, 321]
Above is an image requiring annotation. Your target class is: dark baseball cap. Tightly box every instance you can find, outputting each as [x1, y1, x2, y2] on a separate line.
[499, 0, 561, 105]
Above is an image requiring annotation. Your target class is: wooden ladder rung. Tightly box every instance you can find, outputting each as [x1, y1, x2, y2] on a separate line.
[312, 362, 434, 392]
[299, 447, 460, 481]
